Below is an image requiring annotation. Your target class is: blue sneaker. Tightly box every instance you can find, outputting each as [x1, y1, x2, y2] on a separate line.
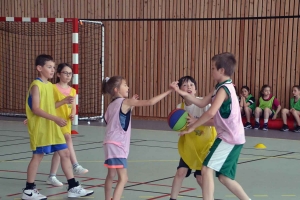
[253, 122, 260, 130]
[262, 123, 268, 131]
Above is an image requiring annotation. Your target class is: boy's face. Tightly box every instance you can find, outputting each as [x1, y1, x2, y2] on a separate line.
[180, 80, 196, 96]
[117, 79, 129, 98]
[292, 87, 300, 97]
[37, 61, 55, 79]
[211, 61, 223, 81]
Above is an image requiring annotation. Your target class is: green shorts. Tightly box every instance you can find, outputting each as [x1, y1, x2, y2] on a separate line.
[203, 138, 243, 180]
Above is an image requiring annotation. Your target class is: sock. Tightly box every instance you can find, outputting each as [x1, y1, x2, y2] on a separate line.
[264, 119, 268, 123]
[25, 182, 35, 190]
[67, 178, 79, 190]
[255, 118, 259, 123]
[73, 163, 79, 169]
[49, 173, 56, 177]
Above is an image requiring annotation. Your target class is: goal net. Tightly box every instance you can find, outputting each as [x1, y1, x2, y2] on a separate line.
[0, 17, 104, 125]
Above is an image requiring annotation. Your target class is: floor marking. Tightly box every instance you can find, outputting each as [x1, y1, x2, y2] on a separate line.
[281, 195, 296, 197]
[253, 194, 268, 197]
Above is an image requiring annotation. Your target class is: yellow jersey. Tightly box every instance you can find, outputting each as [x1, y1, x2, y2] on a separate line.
[177, 102, 217, 170]
[53, 84, 76, 134]
[25, 79, 66, 151]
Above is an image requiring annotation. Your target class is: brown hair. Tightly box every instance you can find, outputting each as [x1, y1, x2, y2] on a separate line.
[101, 76, 124, 96]
[292, 85, 300, 90]
[260, 84, 271, 97]
[212, 52, 236, 76]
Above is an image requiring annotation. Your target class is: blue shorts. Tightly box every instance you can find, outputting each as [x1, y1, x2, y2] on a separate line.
[33, 144, 68, 154]
[104, 158, 127, 169]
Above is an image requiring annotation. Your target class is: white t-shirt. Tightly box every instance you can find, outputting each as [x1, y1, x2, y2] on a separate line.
[176, 97, 210, 119]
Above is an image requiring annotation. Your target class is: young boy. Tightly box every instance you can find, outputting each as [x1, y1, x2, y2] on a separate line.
[170, 76, 216, 200]
[171, 52, 251, 200]
[22, 54, 93, 200]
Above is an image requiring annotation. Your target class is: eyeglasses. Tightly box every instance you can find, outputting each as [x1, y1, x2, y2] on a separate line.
[60, 71, 73, 76]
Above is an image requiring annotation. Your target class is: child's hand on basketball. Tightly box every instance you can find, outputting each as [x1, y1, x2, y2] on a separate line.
[54, 117, 67, 127]
[131, 94, 139, 100]
[23, 119, 28, 125]
[187, 114, 197, 126]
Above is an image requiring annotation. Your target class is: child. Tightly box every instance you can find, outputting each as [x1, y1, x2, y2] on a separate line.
[22, 54, 93, 199]
[47, 63, 88, 186]
[239, 86, 255, 129]
[102, 76, 173, 200]
[254, 85, 281, 131]
[171, 52, 251, 200]
[170, 76, 216, 200]
[281, 85, 300, 132]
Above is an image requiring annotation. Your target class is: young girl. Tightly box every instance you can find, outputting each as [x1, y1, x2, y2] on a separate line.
[170, 76, 216, 200]
[281, 85, 300, 132]
[254, 85, 281, 131]
[239, 86, 255, 129]
[24, 63, 89, 187]
[46, 63, 89, 186]
[102, 76, 173, 200]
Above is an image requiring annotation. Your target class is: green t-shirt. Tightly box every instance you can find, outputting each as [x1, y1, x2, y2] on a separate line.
[245, 94, 255, 110]
[290, 97, 300, 111]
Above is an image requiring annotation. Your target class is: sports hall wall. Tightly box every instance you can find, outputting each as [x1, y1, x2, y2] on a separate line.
[1, 0, 300, 119]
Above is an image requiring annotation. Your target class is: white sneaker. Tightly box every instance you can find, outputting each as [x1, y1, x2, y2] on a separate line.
[21, 188, 47, 200]
[68, 185, 94, 197]
[74, 165, 89, 175]
[46, 176, 63, 186]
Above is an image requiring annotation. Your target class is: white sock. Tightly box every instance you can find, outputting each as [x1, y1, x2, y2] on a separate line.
[264, 119, 268, 123]
[255, 118, 259, 123]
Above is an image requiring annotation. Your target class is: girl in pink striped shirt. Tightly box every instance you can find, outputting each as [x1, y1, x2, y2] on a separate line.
[101, 76, 173, 200]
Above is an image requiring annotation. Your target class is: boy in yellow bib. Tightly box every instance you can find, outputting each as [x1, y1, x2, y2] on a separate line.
[22, 54, 93, 200]
[170, 76, 216, 200]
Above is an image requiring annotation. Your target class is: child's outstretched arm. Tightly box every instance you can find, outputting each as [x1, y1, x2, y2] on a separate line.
[179, 87, 227, 135]
[31, 85, 67, 127]
[170, 81, 212, 108]
[122, 89, 172, 112]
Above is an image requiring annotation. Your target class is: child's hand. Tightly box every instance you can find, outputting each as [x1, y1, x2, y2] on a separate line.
[69, 114, 75, 120]
[54, 117, 67, 127]
[187, 114, 197, 126]
[272, 114, 277, 120]
[179, 127, 195, 136]
[290, 108, 295, 113]
[170, 81, 179, 91]
[131, 94, 139, 100]
[23, 119, 28, 125]
[62, 96, 74, 104]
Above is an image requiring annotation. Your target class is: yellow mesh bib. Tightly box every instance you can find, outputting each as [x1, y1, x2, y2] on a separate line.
[53, 85, 76, 134]
[26, 80, 66, 150]
[178, 102, 217, 170]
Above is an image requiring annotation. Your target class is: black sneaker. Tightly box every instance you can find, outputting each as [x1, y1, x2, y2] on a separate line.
[253, 122, 260, 130]
[294, 126, 300, 133]
[281, 124, 289, 132]
[262, 123, 268, 131]
[244, 122, 252, 129]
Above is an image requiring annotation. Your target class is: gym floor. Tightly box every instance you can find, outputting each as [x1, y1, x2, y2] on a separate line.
[0, 117, 299, 200]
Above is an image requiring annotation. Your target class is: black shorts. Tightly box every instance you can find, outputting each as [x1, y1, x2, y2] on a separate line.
[177, 158, 201, 178]
[261, 109, 274, 119]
